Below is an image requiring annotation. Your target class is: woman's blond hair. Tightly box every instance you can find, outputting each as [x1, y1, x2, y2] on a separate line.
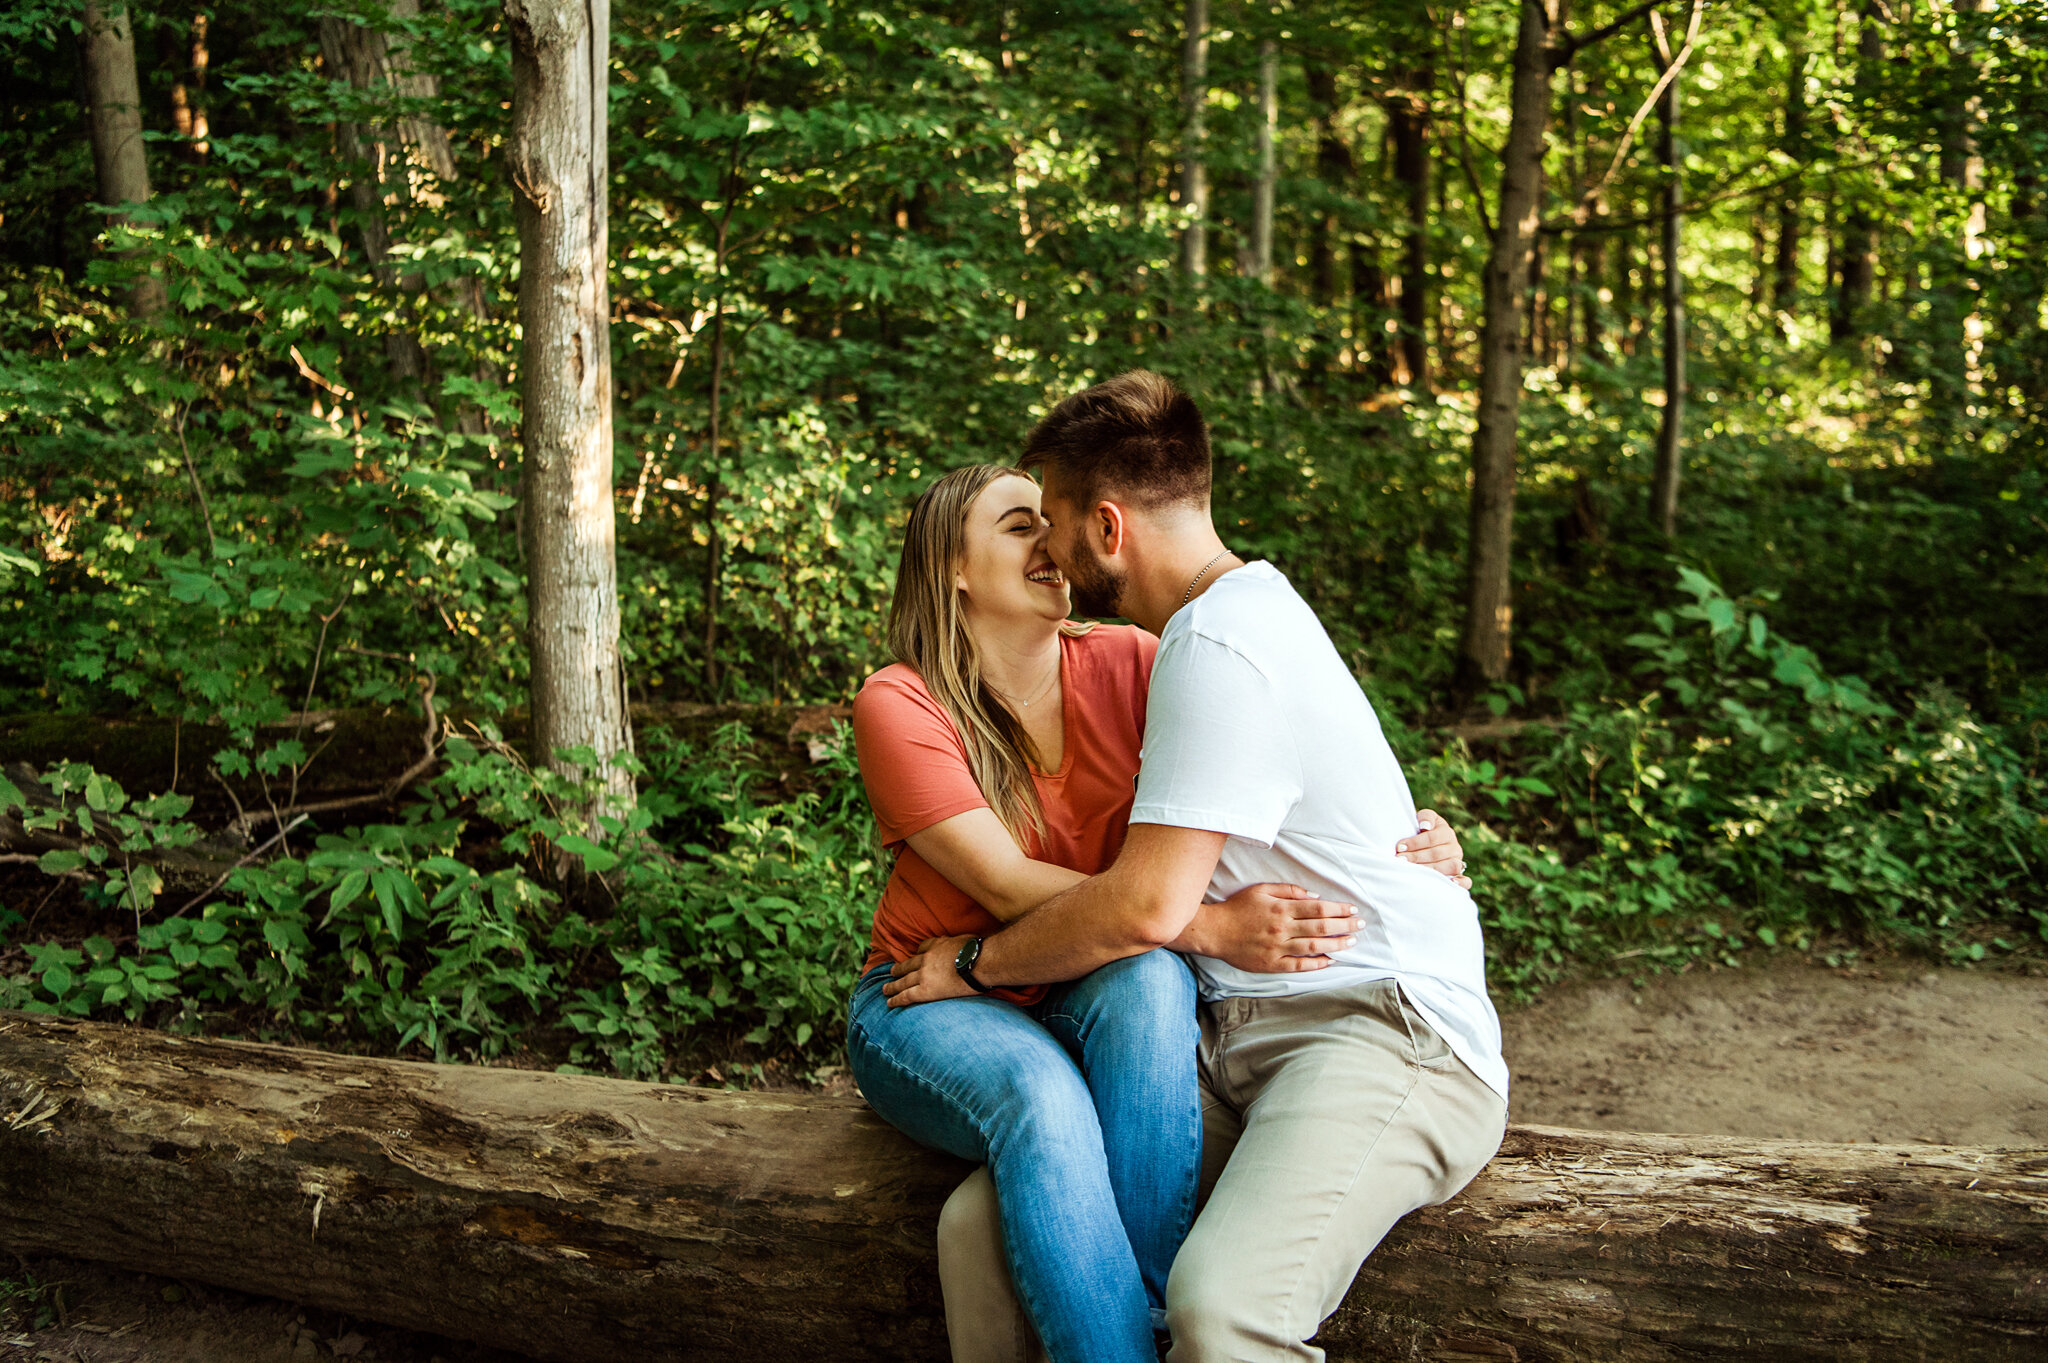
[886, 464, 1088, 849]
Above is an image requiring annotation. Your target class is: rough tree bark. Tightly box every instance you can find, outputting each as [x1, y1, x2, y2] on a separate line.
[1250, 38, 1277, 285]
[1937, 0, 1988, 412]
[1831, 3, 1881, 345]
[318, 0, 469, 386]
[506, 0, 635, 814]
[1305, 61, 1351, 308]
[1179, 0, 1210, 277]
[1771, 34, 1806, 333]
[2, 1014, 2044, 1363]
[1387, 71, 1432, 391]
[1649, 20, 1686, 539]
[1456, 0, 1559, 694]
[79, 0, 166, 317]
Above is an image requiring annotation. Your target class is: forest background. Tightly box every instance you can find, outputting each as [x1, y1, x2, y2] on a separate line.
[0, 0, 2042, 1085]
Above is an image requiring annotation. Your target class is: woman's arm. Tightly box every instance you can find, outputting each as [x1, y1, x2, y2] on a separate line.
[904, 807, 1087, 922]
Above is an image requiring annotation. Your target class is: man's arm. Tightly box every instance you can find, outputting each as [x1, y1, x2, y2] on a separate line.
[882, 823, 1225, 1006]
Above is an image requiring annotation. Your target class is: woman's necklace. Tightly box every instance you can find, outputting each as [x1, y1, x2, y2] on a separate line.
[990, 653, 1061, 709]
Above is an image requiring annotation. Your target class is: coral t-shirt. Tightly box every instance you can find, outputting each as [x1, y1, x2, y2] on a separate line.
[854, 624, 1159, 1005]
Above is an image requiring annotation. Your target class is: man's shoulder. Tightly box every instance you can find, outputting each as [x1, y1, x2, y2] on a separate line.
[1172, 563, 1320, 663]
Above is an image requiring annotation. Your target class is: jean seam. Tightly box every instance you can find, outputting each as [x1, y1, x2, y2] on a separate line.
[848, 1000, 1126, 1363]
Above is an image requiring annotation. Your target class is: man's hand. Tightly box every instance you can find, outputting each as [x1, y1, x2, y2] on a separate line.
[883, 934, 980, 1009]
[1397, 808, 1471, 890]
[1188, 883, 1358, 974]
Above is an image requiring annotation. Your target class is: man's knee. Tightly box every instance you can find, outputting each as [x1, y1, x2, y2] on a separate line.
[1165, 1266, 1282, 1363]
[939, 1168, 1040, 1363]
[1166, 1234, 1319, 1362]
[938, 1165, 1004, 1263]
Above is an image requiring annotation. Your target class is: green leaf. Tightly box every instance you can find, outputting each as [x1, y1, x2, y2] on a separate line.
[37, 849, 86, 875]
[556, 834, 621, 875]
[373, 868, 405, 940]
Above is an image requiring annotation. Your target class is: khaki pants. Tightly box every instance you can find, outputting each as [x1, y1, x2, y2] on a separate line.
[938, 977, 1505, 1363]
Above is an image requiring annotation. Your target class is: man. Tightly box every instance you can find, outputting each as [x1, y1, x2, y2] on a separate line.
[886, 370, 1507, 1362]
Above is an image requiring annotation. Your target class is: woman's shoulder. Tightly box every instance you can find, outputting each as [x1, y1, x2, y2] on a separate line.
[853, 662, 953, 736]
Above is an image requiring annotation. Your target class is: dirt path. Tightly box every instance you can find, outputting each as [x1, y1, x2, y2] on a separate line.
[1503, 956, 2048, 1146]
[5, 957, 2043, 1361]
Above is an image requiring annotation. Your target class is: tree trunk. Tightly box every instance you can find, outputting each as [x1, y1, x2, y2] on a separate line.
[79, 0, 165, 316]
[1179, 0, 1210, 278]
[318, 0, 468, 386]
[1456, 0, 1559, 695]
[1771, 36, 1806, 333]
[3, 1014, 2045, 1363]
[164, 12, 211, 157]
[507, 0, 635, 815]
[1250, 38, 1277, 285]
[1388, 77, 1431, 390]
[1937, 0, 1988, 412]
[1831, 4, 1881, 345]
[1305, 62, 1346, 307]
[1649, 41, 1685, 538]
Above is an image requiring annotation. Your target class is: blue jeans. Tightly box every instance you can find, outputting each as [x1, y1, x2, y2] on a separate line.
[846, 948, 1200, 1363]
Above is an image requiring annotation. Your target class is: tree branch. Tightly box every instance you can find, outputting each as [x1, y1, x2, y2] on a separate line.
[1554, 0, 1667, 67]
[1556, 0, 1707, 229]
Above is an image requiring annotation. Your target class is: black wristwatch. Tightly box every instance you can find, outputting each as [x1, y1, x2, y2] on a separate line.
[954, 936, 996, 995]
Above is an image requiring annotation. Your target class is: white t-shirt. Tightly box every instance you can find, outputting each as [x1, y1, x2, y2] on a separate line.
[1131, 561, 1508, 1101]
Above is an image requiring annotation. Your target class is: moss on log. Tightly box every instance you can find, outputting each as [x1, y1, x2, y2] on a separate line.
[0, 1012, 2043, 1362]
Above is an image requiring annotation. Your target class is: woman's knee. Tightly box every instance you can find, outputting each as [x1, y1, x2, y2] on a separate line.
[1074, 948, 1196, 1020]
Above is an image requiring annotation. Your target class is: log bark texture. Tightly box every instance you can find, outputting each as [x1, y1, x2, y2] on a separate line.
[2, 1013, 2044, 1363]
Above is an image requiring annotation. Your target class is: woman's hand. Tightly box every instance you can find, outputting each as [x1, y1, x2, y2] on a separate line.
[1179, 884, 1359, 974]
[1397, 809, 1471, 890]
[883, 935, 980, 1008]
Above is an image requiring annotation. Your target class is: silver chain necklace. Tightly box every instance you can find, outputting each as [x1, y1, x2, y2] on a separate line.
[991, 655, 1060, 709]
[1182, 548, 1234, 607]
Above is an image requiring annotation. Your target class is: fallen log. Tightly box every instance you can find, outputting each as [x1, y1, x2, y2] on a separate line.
[0, 1012, 2042, 1362]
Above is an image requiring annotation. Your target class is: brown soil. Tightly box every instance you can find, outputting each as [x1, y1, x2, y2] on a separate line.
[5, 956, 2042, 1362]
[1503, 956, 2048, 1146]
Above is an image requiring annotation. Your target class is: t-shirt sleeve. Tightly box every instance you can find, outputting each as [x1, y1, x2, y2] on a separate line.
[852, 675, 991, 847]
[1128, 630, 1302, 848]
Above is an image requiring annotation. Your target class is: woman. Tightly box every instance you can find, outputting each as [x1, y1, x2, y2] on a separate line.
[845, 465, 1466, 1363]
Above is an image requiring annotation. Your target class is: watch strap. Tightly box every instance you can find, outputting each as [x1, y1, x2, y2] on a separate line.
[954, 936, 996, 995]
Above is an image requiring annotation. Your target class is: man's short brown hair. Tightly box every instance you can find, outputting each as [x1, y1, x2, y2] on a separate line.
[1021, 369, 1211, 511]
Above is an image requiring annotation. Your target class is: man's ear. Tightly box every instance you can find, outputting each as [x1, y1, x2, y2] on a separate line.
[1094, 500, 1129, 557]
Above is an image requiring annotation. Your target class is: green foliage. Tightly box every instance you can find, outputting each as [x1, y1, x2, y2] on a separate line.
[1401, 569, 2048, 995]
[0, 723, 878, 1077]
[0, 1, 2045, 1078]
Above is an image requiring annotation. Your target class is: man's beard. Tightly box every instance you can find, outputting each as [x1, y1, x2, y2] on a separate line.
[1063, 540, 1126, 619]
